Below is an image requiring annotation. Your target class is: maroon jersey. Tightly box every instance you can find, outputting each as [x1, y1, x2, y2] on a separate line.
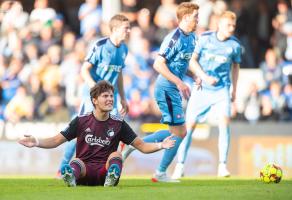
[61, 113, 137, 165]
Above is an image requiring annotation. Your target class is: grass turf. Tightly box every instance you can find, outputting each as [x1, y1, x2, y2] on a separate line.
[0, 177, 291, 200]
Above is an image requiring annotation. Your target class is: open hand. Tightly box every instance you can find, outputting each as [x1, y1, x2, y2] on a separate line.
[161, 136, 175, 149]
[18, 135, 38, 148]
[177, 81, 191, 99]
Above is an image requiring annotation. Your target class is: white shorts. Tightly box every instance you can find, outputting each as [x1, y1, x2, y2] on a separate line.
[186, 87, 231, 124]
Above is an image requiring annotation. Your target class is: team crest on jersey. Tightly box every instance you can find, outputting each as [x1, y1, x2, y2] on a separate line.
[107, 128, 115, 137]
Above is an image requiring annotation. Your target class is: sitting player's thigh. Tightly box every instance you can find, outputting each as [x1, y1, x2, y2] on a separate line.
[154, 88, 185, 125]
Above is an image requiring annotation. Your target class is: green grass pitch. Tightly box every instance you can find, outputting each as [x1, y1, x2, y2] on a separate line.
[0, 177, 291, 200]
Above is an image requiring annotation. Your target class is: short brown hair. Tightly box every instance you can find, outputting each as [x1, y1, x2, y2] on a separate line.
[90, 80, 114, 100]
[176, 2, 199, 22]
[220, 11, 237, 21]
[109, 14, 129, 32]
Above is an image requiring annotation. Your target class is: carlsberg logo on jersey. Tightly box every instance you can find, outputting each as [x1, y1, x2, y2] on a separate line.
[85, 134, 110, 147]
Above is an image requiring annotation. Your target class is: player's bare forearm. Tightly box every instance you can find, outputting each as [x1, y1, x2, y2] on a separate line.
[132, 136, 175, 153]
[232, 63, 240, 92]
[190, 53, 208, 80]
[153, 56, 182, 86]
[81, 61, 96, 88]
[19, 133, 67, 149]
[117, 72, 126, 101]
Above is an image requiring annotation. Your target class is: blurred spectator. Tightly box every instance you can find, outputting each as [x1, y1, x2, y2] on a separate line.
[30, 0, 56, 24]
[282, 22, 292, 61]
[231, 0, 255, 68]
[272, 0, 292, 58]
[61, 31, 76, 57]
[78, 0, 102, 36]
[53, 14, 71, 44]
[18, 43, 39, 84]
[4, 85, 34, 123]
[121, 0, 139, 23]
[243, 82, 261, 123]
[154, 0, 177, 44]
[192, 0, 215, 33]
[1, 1, 28, 33]
[253, 0, 273, 65]
[38, 25, 58, 55]
[260, 48, 282, 88]
[261, 81, 286, 120]
[283, 83, 292, 120]
[208, 0, 228, 31]
[136, 8, 158, 48]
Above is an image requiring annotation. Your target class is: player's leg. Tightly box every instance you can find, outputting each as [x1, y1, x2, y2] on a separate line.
[104, 152, 123, 187]
[216, 89, 231, 177]
[173, 88, 212, 179]
[172, 123, 196, 179]
[57, 139, 76, 177]
[152, 125, 185, 182]
[151, 89, 185, 182]
[61, 158, 86, 187]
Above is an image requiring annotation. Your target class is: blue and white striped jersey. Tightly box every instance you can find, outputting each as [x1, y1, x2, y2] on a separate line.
[85, 37, 128, 87]
[156, 28, 197, 89]
[195, 31, 242, 90]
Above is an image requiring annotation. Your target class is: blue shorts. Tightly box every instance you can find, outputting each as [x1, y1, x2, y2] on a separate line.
[186, 86, 231, 124]
[154, 86, 185, 125]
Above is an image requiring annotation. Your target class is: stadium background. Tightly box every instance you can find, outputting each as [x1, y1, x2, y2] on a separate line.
[0, 0, 292, 178]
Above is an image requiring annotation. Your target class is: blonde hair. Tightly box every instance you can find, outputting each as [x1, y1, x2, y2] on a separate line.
[109, 14, 129, 32]
[220, 11, 237, 21]
[176, 2, 199, 22]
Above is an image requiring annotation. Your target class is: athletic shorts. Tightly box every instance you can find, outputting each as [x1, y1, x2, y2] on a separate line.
[186, 86, 231, 124]
[154, 86, 185, 125]
[76, 163, 108, 186]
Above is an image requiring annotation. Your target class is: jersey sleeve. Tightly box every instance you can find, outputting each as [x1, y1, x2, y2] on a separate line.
[119, 121, 138, 145]
[85, 44, 100, 65]
[233, 44, 242, 64]
[158, 33, 178, 62]
[60, 116, 79, 141]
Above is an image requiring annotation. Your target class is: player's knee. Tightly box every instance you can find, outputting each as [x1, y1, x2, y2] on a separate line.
[108, 151, 122, 160]
[70, 158, 86, 178]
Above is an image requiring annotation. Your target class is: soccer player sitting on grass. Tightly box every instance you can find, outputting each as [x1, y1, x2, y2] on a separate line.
[18, 80, 175, 187]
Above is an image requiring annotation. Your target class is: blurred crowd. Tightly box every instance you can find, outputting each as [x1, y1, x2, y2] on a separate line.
[0, 0, 292, 124]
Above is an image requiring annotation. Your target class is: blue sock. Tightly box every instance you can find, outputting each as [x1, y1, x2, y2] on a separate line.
[218, 124, 230, 163]
[158, 135, 183, 172]
[143, 130, 171, 143]
[177, 129, 193, 164]
[59, 139, 76, 171]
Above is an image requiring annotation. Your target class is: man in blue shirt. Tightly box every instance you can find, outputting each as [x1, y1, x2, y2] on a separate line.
[57, 14, 130, 177]
[172, 11, 241, 179]
[122, 2, 199, 182]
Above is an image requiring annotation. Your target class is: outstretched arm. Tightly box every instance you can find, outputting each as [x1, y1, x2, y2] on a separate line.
[131, 136, 175, 154]
[18, 133, 67, 149]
